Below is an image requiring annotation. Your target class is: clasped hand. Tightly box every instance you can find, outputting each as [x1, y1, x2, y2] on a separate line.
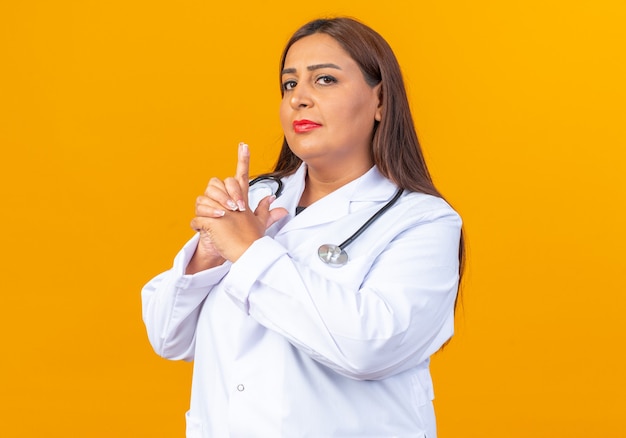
[188, 143, 288, 272]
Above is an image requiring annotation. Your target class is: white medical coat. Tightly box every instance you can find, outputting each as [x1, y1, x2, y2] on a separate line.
[142, 164, 462, 438]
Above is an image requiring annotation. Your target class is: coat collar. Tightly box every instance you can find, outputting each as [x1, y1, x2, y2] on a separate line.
[269, 163, 399, 235]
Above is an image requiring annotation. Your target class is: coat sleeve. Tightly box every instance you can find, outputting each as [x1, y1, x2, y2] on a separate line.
[221, 196, 462, 380]
[141, 234, 231, 361]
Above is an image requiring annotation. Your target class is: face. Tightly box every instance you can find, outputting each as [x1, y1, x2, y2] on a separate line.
[279, 33, 382, 173]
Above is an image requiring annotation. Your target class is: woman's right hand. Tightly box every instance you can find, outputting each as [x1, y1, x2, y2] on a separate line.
[185, 143, 250, 274]
[185, 143, 287, 274]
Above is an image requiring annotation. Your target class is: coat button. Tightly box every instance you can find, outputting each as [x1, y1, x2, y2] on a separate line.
[237, 384, 245, 392]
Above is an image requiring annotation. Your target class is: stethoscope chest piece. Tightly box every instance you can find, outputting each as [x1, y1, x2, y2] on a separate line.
[318, 244, 348, 267]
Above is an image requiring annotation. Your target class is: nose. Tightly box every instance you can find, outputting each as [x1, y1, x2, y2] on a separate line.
[289, 83, 313, 109]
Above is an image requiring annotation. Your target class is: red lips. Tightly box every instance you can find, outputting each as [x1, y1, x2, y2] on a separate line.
[293, 119, 322, 133]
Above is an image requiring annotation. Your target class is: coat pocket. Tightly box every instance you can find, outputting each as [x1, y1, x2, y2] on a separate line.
[185, 411, 203, 437]
[410, 368, 435, 406]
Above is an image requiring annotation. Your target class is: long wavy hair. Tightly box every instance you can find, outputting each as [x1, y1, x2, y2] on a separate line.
[269, 17, 465, 300]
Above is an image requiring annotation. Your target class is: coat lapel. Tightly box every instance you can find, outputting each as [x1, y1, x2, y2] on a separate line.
[269, 164, 399, 237]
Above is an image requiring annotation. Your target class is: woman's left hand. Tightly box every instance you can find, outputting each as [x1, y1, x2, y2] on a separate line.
[191, 143, 288, 262]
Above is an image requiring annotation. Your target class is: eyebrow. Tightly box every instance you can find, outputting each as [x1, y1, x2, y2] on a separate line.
[281, 63, 342, 75]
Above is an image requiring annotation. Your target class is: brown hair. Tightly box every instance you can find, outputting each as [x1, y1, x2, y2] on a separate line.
[270, 17, 465, 298]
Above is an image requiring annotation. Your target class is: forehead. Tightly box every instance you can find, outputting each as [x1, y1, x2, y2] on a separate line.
[283, 33, 354, 67]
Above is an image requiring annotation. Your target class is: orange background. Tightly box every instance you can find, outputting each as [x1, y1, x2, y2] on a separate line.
[1, 1, 625, 437]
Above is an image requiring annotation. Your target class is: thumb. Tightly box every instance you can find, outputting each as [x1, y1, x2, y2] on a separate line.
[266, 207, 289, 228]
[254, 196, 289, 229]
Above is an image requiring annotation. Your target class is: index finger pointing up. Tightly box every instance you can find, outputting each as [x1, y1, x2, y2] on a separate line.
[236, 142, 250, 204]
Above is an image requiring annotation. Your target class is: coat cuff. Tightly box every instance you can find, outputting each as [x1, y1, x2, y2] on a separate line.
[222, 236, 289, 312]
[173, 233, 232, 290]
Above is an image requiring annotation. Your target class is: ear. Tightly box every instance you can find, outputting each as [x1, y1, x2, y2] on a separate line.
[374, 83, 383, 122]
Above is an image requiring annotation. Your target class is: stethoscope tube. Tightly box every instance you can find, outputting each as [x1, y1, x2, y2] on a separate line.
[249, 176, 404, 267]
[336, 187, 404, 250]
[317, 188, 404, 267]
[249, 175, 284, 198]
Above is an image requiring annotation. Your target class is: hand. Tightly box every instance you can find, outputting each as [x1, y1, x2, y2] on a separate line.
[201, 142, 252, 216]
[187, 143, 288, 273]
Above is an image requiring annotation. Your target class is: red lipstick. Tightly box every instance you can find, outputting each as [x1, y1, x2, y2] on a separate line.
[293, 119, 322, 133]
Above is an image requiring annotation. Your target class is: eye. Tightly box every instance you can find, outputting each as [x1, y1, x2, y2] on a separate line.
[316, 75, 337, 86]
[282, 80, 297, 91]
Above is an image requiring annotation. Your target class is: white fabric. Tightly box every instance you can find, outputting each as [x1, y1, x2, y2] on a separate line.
[142, 164, 461, 437]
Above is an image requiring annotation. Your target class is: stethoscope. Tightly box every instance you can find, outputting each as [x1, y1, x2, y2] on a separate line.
[249, 176, 404, 267]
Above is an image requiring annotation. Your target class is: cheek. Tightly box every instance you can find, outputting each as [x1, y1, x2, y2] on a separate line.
[279, 100, 291, 132]
[340, 100, 377, 132]
[334, 88, 377, 124]
[279, 102, 300, 149]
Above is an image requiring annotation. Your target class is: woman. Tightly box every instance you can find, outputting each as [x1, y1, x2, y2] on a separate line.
[143, 17, 464, 438]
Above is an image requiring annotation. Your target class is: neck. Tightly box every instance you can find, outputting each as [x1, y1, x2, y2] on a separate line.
[299, 161, 373, 207]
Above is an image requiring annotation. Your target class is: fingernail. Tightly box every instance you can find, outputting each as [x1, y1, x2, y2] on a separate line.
[239, 142, 249, 155]
[227, 200, 238, 210]
[269, 195, 277, 204]
[237, 200, 246, 211]
[215, 210, 226, 217]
